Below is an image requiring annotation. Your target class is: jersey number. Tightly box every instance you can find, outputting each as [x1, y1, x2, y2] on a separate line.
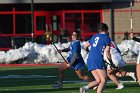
[93, 37, 100, 47]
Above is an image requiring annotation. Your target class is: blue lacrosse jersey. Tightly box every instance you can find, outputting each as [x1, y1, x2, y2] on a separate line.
[67, 40, 85, 70]
[87, 33, 111, 71]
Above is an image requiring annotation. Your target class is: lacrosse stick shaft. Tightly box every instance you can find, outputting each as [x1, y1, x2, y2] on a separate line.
[45, 24, 68, 64]
[130, 0, 133, 32]
[52, 42, 68, 64]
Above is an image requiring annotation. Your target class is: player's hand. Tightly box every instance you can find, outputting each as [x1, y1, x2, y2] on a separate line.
[66, 63, 70, 67]
[58, 50, 62, 53]
[110, 63, 116, 69]
[107, 58, 116, 69]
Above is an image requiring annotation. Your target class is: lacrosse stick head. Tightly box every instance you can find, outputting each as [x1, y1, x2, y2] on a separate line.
[44, 31, 52, 41]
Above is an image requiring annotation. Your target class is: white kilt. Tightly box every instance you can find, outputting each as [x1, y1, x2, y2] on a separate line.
[104, 52, 126, 69]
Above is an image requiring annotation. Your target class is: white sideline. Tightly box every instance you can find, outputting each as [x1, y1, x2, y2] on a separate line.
[0, 75, 56, 79]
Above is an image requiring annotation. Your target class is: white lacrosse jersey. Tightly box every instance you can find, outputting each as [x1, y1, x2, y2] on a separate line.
[104, 41, 126, 68]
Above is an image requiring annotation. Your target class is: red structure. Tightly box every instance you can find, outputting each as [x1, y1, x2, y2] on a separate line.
[0, 3, 103, 50]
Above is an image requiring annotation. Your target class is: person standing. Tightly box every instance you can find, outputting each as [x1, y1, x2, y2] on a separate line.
[130, 32, 140, 86]
[52, 31, 92, 89]
[80, 23, 112, 93]
[104, 41, 136, 89]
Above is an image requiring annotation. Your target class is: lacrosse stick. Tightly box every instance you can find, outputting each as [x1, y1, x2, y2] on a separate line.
[105, 58, 118, 70]
[130, 0, 133, 32]
[121, 48, 129, 56]
[44, 24, 68, 64]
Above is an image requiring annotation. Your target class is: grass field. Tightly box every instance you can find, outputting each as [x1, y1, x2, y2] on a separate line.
[0, 64, 139, 93]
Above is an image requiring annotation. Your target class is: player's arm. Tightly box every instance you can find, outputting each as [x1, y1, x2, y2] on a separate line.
[105, 46, 111, 60]
[132, 37, 140, 42]
[59, 45, 70, 52]
[61, 48, 70, 52]
[130, 32, 140, 42]
[85, 48, 90, 52]
[84, 42, 90, 50]
[81, 43, 90, 52]
[105, 46, 115, 68]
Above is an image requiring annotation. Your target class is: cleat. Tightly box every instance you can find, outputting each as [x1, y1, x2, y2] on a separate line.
[52, 82, 63, 89]
[93, 86, 98, 90]
[80, 86, 88, 93]
[131, 72, 137, 82]
[116, 83, 124, 90]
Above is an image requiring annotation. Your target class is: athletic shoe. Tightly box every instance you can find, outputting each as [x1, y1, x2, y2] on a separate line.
[116, 83, 124, 90]
[80, 86, 88, 93]
[52, 82, 63, 89]
[130, 72, 137, 82]
[137, 81, 140, 87]
[93, 86, 98, 90]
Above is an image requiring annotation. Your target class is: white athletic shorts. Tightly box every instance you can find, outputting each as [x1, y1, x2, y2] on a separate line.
[104, 52, 126, 69]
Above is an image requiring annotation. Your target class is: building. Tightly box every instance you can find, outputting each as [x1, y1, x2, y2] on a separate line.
[0, 0, 139, 51]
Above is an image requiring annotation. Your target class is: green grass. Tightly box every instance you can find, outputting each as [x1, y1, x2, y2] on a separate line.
[0, 64, 139, 93]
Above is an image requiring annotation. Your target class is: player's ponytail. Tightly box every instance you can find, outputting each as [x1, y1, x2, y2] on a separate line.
[74, 31, 80, 40]
[99, 23, 109, 32]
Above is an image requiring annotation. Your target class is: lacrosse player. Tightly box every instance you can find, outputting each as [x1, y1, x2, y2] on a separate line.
[52, 31, 92, 89]
[80, 23, 113, 93]
[104, 41, 136, 90]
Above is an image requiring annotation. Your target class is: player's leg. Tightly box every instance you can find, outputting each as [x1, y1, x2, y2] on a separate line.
[80, 70, 100, 93]
[107, 68, 124, 89]
[116, 67, 136, 81]
[136, 64, 140, 85]
[136, 53, 140, 85]
[106, 54, 125, 89]
[96, 69, 107, 93]
[58, 62, 69, 83]
[107, 68, 119, 85]
[75, 69, 93, 82]
[52, 61, 69, 88]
